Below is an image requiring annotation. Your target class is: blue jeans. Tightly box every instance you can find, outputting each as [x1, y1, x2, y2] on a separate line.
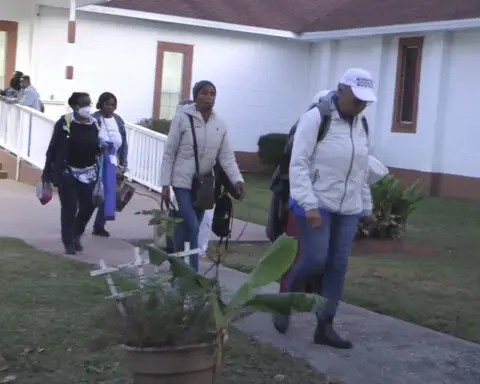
[170, 187, 205, 272]
[285, 211, 360, 320]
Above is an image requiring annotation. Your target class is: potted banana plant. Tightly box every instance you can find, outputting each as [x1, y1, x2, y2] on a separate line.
[98, 206, 324, 383]
[110, 235, 323, 383]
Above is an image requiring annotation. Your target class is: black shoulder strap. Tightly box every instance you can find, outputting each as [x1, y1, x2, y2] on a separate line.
[187, 115, 200, 175]
[361, 116, 369, 136]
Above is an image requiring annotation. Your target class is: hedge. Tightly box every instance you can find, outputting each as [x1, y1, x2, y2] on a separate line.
[257, 133, 288, 168]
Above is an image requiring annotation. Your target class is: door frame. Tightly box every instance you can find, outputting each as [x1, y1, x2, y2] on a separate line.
[152, 41, 193, 120]
[0, 21, 18, 89]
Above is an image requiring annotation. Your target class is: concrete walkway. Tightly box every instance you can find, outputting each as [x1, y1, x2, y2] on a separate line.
[0, 180, 265, 263]
[1, 180, 480, 384]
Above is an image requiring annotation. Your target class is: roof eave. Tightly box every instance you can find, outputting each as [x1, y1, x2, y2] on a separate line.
[80, 4, 300, 39]
[299, 17, 480, 41]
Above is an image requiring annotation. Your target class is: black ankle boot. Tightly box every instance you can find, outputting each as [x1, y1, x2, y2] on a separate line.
[93, 227, 110, 237]
[272, 313, 291, 334]
[73, 237, 83, 252]
[314, 317, 353, 349]
[64, 245, 76, 255]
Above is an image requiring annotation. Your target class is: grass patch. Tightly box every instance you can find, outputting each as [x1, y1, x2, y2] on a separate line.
[221, 198, 480, 343]
[233, 173, 270, 225]
[0, 237, 327, 383]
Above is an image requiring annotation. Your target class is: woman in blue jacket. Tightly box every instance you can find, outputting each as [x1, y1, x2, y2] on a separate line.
[91, 92, 128, 237]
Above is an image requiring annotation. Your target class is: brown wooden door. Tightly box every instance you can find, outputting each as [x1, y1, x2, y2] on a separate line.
[0, 21, 18, 89]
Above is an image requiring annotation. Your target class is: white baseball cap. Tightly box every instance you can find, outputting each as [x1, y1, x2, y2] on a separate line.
[339, 68, 377, 102]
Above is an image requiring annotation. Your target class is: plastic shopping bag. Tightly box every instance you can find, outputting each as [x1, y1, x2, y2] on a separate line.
[92, 155, 105, 207]
[36, 182, 53, 205]
[92, 180, 105, 207]
[368, 155, 389, 185]
[198, 208, 214, 256]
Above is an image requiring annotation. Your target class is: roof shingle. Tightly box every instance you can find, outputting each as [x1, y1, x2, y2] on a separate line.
[103, 0, 480, 33]
[103, 0, 321, 33]
[303, 0, 480, 32]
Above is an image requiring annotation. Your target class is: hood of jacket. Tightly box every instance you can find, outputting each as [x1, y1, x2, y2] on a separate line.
[311, 89, 331, 104]
[178, 103, 218, 120]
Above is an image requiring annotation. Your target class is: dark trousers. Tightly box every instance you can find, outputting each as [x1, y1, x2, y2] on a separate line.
[57, 174, 96, 247]
[94, 203, 106, 229]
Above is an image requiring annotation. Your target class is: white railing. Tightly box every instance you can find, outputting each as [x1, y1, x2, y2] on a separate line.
[0, 100, 55, 173]
[42, 100, 70, 119]
[0, 100, 168, 190]
[124, 122, 168, 192]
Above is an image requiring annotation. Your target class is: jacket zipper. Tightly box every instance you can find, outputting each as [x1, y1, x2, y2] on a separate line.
[339, 122, 355, 211]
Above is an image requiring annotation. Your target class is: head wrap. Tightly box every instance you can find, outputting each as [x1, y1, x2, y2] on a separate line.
[192, 80, 216, 101]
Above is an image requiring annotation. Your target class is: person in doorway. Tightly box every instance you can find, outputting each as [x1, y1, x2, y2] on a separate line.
[42, 92, 104, 255]
[273, 68, 377, 349]
[18, 75, 42, 111]
[0, 71, 23, 99]
[160, 81, 245, 272]
[91, 92, 128, 237]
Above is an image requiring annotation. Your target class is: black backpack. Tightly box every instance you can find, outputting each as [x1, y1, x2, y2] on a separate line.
[210, 163, 242, 249]
[212, 193, 234, 249]
[265, 93, 369, 242]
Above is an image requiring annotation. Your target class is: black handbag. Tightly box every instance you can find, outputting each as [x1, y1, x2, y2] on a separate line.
[187, 115, 215, 210]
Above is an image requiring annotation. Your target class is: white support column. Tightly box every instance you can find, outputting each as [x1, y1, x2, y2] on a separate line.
[319, 40, 338, 91]
[65, 0, 76, 82]
[28, 5, 40, 80]
[429, 31, 453, 184]
[307, 40, 338, 98]
[369, 35, 392, 153]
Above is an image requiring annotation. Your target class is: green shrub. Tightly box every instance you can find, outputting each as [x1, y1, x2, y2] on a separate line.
[257, 133, 288, 168]
[137, 118, 171, 135]
[358, 175, 426, 240]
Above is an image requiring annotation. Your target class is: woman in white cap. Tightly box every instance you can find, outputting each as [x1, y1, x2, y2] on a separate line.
[274, 68, 377, 349]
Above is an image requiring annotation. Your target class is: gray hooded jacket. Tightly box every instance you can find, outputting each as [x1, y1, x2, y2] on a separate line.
[160, 103, 243, 189]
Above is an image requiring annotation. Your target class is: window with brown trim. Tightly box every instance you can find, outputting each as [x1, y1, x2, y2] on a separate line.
[153, 42, 193, 120]
[392, 37, 424, 133]
[0, 21, 18, 89]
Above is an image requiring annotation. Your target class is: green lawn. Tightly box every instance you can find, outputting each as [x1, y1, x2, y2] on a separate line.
[0, 237, 328, 383]
[233, 173, 271, 225]
[223, 196, 480, 343]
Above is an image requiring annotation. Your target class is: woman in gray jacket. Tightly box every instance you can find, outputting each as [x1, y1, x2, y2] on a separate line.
[160, 80, 245, 271]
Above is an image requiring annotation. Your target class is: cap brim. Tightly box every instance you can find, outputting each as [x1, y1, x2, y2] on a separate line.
[352, 86, 377, 102]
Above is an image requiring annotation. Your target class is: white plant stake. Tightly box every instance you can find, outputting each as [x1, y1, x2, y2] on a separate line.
[96, 259, 126, 316]
[90, 244, 201, 314]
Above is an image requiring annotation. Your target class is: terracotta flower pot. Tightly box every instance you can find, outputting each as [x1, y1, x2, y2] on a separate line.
[123, 342, 217, 384]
